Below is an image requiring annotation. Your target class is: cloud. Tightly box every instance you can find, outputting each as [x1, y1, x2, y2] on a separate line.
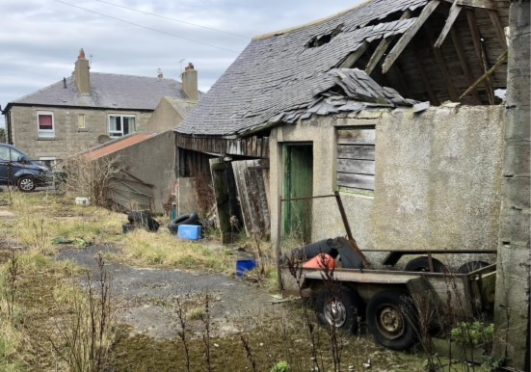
[0, 0, 359, 127]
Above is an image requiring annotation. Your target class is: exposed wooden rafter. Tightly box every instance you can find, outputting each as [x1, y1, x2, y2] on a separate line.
[459, 49, 507, 99]
[488, 10, 508, 48]
[339, 42, 369, 68]
[424, 25, 459, 101]
[365, 11, 411, 75]
[434, 1, 463, 48]
[381, 0, 440, 74]
[450, 27, 482, 103]
[442, 0, 499, 10]
[466, 9, 496, 104]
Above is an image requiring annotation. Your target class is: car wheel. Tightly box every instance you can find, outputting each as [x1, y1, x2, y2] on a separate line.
[17, 176, 36, 192]
[404, 256, 447, 273]
[314, 285, 361, 332]
[367, 291, 418, 351]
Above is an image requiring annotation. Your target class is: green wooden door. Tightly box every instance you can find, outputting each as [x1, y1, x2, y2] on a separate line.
[283, 144, 313, 243]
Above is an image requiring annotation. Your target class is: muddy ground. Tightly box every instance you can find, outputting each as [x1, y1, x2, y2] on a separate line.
[57, 245, 283, 340]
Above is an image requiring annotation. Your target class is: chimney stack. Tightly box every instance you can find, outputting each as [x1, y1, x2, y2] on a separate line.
[181, 62, 198, 101]
[74, 48, 91, 95]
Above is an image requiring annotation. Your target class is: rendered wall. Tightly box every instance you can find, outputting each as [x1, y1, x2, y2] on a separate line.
[9, 106, 152, 160]
[270, 105, 506, 258]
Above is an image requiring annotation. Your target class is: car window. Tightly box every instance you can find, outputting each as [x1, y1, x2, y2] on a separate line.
[10, 148, 25, 162]
[0, 146, 9, 161]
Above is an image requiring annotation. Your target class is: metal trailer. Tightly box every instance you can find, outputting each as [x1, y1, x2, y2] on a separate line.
[277, 193, 497, 351]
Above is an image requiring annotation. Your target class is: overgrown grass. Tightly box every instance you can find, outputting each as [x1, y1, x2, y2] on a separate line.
[117, 229, 236, 274]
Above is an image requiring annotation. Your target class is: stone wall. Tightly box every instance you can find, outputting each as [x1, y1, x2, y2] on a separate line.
[270, 105, 506, 261]
[9, 105, 152, 160]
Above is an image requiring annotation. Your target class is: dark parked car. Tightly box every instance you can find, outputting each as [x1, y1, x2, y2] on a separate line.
[0, 144, 52, 191]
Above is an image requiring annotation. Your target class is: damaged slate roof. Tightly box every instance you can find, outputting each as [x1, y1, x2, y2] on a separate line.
[8, 73, 187, 111]
[178, 0, 426, 137]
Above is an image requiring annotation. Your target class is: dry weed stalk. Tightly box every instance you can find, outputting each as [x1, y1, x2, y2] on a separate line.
[49, 253, 114, 372]
[62, 155, 121, 207]
[201, 291, 214, 372]
[175, 294, 192, 372]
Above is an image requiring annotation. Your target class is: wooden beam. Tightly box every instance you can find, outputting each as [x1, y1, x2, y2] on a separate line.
[434, 1, 463, 48]
[450, 27, 482, 103]
[466, 9, 496, 103]
[488, 10, 508, 48]
[365, 11, 411, 74]
[424, 26, 459, 101]
[339, 42, 368, 68]
[381, 0, 440, 74]
[443, 0, 499, 10]
[459, 49, 507, 99]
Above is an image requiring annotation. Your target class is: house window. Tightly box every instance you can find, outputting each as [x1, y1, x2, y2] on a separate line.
[336, 127, 375, 191]
[108, 115, 135, 137]
[37, 111, 54, 138]
[39, 156, 57, 169]
[78, 114, 86, 130]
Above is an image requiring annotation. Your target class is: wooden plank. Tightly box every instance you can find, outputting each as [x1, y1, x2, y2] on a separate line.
[339, 42, 369, 68]
[459, 49, 507, 99]
[466, 9, 496, 104]
[424, 25, 459, 101]
[337, 159, 375, 175]
[337, 145, 375, 160]
[337, 128, 375, 145]
[365, 11, 412, 75]
[412, 48, 439, 104]
[337, 173, 375, 191]
[382, 0, 440, 74]
[443, 0, 499, 10]
[434, 2, 462, 48]
[487, 10, 507, 48]
[449, 27, 482, 103]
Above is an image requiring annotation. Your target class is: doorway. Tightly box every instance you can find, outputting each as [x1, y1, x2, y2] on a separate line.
[283, 144, 313, 243]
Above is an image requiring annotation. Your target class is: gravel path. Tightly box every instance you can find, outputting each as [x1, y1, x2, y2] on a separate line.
[57, 245, 283, 340]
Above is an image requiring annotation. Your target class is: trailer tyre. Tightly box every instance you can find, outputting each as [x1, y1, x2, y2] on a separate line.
[314, 286, 361, 332]
[367, 291, 417, 350]
[405, 256, 447, 273]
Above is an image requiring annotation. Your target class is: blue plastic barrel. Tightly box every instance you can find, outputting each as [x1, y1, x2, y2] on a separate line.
[177, 224, 202, 241]
[236, 259, 257, 278]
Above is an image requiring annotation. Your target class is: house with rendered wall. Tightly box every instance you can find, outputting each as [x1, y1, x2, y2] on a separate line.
[175, 0, 528, 368]
[2, 50, 199, 163]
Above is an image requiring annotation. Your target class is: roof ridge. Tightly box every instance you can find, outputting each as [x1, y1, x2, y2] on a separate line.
[252, 0, 374, 41]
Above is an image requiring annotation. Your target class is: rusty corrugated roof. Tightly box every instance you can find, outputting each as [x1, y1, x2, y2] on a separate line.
[84, 132, 157, 161]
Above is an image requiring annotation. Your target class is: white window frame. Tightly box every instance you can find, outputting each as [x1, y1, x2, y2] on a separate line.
[107, 114, 136, 138]
[37, 111, 55, 138]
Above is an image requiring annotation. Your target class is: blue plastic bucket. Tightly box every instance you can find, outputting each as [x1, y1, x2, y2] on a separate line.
[236, 259, 257, 278]
[177, 224, 202, 241]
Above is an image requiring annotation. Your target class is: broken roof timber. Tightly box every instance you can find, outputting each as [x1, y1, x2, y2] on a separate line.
[381, 1, 440, 74]
[434, 2, 463, 48]
[443, 0, 501, 10]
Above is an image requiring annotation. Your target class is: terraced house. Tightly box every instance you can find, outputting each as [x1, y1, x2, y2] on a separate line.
[2, 49, 199, 162]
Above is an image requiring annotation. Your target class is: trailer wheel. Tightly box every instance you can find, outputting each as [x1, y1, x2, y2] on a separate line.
[405, 256, 447, 273]
[457, 260, 489, 273]
[314, 286, 360, 332]
[367, 291, 417, 350]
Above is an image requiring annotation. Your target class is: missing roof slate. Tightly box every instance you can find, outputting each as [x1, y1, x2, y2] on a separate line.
[306, 23, 344, 48]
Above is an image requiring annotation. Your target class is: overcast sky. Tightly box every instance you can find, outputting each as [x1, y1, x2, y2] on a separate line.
[0, 0, 362, 128]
